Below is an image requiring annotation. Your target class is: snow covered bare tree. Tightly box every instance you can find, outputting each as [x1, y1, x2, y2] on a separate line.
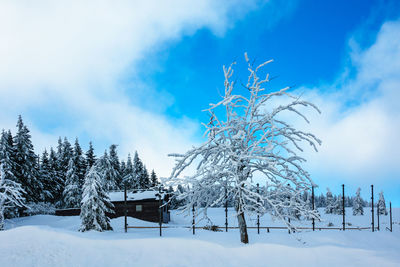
[79, 164, 114, 232]
[352, 188, 364, 216]
[0, 163, 26, 230]
[168, 54, 321, 243]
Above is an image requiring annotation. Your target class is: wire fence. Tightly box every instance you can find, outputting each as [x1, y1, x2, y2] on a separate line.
[123, 184, 394, 236]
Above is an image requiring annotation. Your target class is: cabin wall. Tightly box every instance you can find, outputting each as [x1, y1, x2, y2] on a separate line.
[55, 200, 170, 223]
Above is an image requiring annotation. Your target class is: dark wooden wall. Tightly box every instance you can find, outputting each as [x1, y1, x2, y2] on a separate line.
[55, 199, 170, 223]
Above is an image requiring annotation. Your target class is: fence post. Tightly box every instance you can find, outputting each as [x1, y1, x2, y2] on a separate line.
[288, 218, 291, 234]
[225, 188, 228, 232]
[390, 202, 392, 232]
[124, 186, 127, 233]
[159, 186, 162, 237]
[192, 204, 195, 235]
[371, 185, 374, 232]
[342, 184, 345, 231]
[257, 183, 260, 234]
[312, 186, 315, 231]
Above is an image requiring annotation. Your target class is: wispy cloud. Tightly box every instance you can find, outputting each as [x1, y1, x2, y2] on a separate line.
[297, 19, 400, 186]
[0, 0, 278, 176]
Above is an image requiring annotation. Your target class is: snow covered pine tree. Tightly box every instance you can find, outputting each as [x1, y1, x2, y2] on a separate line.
[378, 191, 388, 216]
[352, 188, 364, 216]
[63, 158, 81, 208]
[168, 54, 321, 243]
[0, 163, 26, 230]
[325, 188, 334, 214]
[79, 164, 114, 232]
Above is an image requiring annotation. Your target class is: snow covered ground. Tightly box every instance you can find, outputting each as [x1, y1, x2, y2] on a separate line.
[1, 208, 399, 267]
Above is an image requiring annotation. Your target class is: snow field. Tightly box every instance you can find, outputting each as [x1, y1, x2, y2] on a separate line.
[1, 207, 399, 267]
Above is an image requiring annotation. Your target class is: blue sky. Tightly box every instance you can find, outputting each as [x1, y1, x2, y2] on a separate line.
[0, 0, 399, 204]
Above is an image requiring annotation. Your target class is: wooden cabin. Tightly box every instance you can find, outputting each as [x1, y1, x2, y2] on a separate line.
[55, 190, 170, 223]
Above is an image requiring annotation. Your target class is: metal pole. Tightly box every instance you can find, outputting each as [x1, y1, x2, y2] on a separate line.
[257, 183, 260, 234]
[342, 184, 345, 231]
[371, 185, 374, 232]
[312, 186, 315, 231]
[124, 186, 127, 233]
[390, 202, 392, 232]
[192, 204, 195, 235]
[288, 218, 291, 234]
[159, 187, 162, 237]
[225, 188, 228, 232]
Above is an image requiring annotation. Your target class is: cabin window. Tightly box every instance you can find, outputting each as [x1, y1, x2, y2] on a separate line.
[136, 205, 142, 212]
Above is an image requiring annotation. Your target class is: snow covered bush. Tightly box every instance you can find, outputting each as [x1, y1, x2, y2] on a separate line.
[168, 54, 321, 243]
[352, 188, 364, 216]
[24, 202, 55, 216]
[79, 165, 114, 232]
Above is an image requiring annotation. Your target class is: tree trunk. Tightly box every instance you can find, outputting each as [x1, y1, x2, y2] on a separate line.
[0, 203, 4, 230]
[235, 200, 248, 244]
[237, 210, 248, 244]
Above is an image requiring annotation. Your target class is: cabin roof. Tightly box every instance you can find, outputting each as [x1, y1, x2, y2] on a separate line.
[108, 190, 163, 202]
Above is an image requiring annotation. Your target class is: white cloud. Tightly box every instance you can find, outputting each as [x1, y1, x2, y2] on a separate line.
[0, 0, 272, 177]
[296, 20, 400, 185]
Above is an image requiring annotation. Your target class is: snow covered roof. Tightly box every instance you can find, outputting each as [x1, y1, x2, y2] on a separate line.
[108, 190, 162, 202]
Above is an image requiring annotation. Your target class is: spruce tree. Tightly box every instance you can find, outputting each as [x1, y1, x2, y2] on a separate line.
[378, 191, 388, 215]
[48, 147, 64, 206]
[0, 130, 16, 182]
[0, 163, 26, 230]
[0, 131, 21, 219]
[133, 151, 144, 189]
[150, 170, 158, 188]
[352, 187, 364, 215]
[141, 165, 150, 189]
[38, 150, 53, 202]
[62, 137, 73, 172]
[63, 158, 81, 208]
[97, 151, 118, 191]
[318, 193, 326, 208]
[79, 165, 114, 232]
[109, 144, 121, 189]
[120, 160, 126, 184]
[55, 137, 64, 182]
[332, 195, 344, 215]
[55, 137, 72, 194]
[122, 154, 135, 189]
[85, 142, 96, 170]
[73, 138, 86, 188]
[325, 188, 334, 214]
[13, 116, 41, 203]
